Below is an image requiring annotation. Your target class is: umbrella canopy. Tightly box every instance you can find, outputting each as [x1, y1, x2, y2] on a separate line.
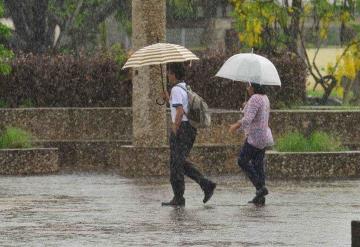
[122, 43, 199, 69]
[215, 53, 281, 86]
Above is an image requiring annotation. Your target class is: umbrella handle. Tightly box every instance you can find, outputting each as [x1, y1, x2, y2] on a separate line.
[156, 97, 166, 106]
[156, 63, 166, 106]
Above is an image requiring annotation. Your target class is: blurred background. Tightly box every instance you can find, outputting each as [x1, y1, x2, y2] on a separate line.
[0, 0, 359, 109]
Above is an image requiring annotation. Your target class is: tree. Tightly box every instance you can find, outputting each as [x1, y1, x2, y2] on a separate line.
[3, 0, 129, 53]
[231, 0, 360, 104]
[0, 0, 13, 74]
[167, 0, 229, 48]
[300, 0, 360, 104]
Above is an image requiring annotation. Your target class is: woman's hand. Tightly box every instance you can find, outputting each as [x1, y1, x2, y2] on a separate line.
[229, 122, 241, 134]
[242, 101, 247, 109]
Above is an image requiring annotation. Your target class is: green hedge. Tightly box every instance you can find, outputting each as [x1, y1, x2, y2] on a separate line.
[0, 53, 131, 107]
[0, 50, 307, 109]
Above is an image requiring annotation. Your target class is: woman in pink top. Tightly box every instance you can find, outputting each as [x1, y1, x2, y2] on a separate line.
[229, 83, 274, 206]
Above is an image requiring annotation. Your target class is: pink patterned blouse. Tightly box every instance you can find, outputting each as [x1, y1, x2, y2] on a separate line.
[238, 94, 274, 149]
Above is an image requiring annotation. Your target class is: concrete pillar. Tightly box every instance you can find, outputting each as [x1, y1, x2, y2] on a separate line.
[132, 0, 167, 146]
[352, 221, 360, 247]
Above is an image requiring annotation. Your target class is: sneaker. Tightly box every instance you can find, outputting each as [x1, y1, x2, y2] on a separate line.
[161, 197, 185, 207]
[203, 181, 216, 204]
[248, 196, 266, 206]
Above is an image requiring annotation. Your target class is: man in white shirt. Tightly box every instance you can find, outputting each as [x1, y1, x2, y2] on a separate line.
[161, 63, 216, 207]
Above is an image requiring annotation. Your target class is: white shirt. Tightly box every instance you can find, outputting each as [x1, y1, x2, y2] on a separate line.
[169, 82, 189, 123]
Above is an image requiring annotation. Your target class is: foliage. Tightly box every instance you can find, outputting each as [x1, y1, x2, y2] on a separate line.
[230, 0, 360, 104]
[0, 52, 131, 107]
[109, 43, 128, 66]
[186, 50, 307, 109]
[167, 0, 196, 19]
[329, 42, 360, 103]
[263, 51, 308, 107]
[275, 131, 345, 152]
[3, 0, 130, 53]
[230, 0, 289, 50]
[19, 99, 35, 108]
[0, 99, 8, 108]
[48, 0, 128, 51]
[0, 0, 13, 75]
[114, 4, 132, 35]
[0, 49, 306, 108]
[0, 127, 33, 149]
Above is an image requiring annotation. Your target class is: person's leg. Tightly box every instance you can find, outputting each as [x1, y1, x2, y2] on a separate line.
[183, 160, 216, 203]
[253, 149, 266, 189]
[237, 141, 261, 188]
[249, 149, 268, 205]
[162, 132, 185, 206]
[181, 122, 216, 203]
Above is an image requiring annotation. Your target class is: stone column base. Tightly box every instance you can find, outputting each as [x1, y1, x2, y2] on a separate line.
[109, 145, 240, 177]
[110, 145, 170, 177]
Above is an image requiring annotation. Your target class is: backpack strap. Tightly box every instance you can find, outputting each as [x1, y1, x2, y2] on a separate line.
[174, 84, 189, 116]
[175, 84, 188, 92]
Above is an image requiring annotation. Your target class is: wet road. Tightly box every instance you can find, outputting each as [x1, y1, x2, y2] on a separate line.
[0, 174, 359, 246]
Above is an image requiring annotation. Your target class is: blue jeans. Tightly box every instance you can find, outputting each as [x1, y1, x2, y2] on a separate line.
[237, 140, 266, 190]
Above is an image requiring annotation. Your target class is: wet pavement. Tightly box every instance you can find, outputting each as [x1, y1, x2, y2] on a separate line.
[0, 174, 359, 246]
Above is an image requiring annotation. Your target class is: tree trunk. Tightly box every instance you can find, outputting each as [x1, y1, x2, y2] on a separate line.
[200, 0, 219, 49]
[350, 71, 360, 104]
[288, 0, 302, 54]
[4, 0, 54, 53]
[320, 75, 337, 104]
[342, 76, 353, 104]
[4, 0, 127, 53]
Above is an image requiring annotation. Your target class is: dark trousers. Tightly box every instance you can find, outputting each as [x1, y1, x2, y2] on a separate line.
[169, 122, 207, 199]
[237, 140, 266, 190]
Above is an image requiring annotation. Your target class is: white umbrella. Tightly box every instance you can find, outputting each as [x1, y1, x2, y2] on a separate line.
[122, 43, 199, 69]
[215, 53, 281, 86]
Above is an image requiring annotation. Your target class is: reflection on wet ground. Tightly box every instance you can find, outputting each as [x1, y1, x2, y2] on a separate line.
[0, 174, 359, 246]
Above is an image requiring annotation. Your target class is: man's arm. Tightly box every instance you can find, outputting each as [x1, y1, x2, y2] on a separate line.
[173, 106, 185, 134]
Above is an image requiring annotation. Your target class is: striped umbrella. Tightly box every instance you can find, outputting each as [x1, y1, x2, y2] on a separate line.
[123, 43, 199, 105]
[122, 43, 199, 69]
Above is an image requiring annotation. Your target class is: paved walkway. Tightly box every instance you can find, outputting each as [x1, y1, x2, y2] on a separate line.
[0, 174, 359, 246]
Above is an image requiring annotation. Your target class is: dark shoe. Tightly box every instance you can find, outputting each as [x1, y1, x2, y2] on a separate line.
[256, 186, 269, 197]
[203, 181, 216, 204]
[161, 197, 185, 207]
[248, 196, 266, 206]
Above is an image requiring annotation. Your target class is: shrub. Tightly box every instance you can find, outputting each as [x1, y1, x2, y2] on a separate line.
[0, 52, 131, 107]
[19, 99, 35, 108]
[0, 99, 8, 108]
[0, 49, 307, 109]
[275, 132, 309, 152]
[309, 132, 344, 152]
[263, 51, 308, 108]
[187, 50, 308, 109]
[0, 127, 33, 149]
[186, 52, 246, 109]
[275, 131, 345, 152]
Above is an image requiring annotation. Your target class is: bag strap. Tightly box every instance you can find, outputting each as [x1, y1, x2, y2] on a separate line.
[175, 84, 188, 92]
[174, 84, 189, 116]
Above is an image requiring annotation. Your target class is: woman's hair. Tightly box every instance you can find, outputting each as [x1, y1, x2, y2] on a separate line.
[251, 83, 266, 95]
[167, 62, 185, 80]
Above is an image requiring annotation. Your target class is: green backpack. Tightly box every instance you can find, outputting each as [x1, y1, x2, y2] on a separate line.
[176, 84, 211, 129]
